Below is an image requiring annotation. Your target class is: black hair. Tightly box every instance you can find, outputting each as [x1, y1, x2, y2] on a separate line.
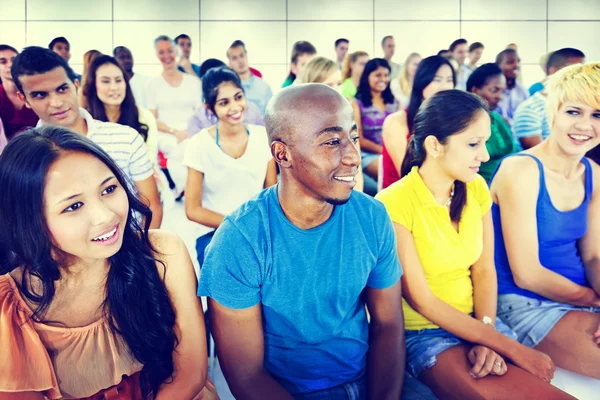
[381, 35, 393, 47]
[174, 34, 191, 45]
[469, 42, 484, 53]
[437, 49, 449, 56]
[546, 48, 585, 73]
[495, 49, 517, 65]
[466, 63, 503, 92]
[112, 45, 130, 57]
[355, 58, 395, 107]
[402, 90, 489, 222]
[407, 55, 456, 133]
[335, 38, 349, 47]
[285, 41, 317, 83]
[202, 66, 244, 113]
[449, 38, 468, 52]
[48, 37, 69, 50]
[0, 127, 177, 398]
[83, 55, 149, 141]
[0, 44, 18, 54]
[228, 40, 246, 53]
[11, 46, 79, 94]
[200, 58, 226, 79]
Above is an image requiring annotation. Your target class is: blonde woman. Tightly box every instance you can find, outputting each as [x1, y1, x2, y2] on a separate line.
[340, 50, 369, 99]
[390, 53, 421, 109]
[297, 56, 341, 89]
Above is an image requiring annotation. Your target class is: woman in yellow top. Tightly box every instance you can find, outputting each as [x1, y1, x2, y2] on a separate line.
[376, 90, 573, 399]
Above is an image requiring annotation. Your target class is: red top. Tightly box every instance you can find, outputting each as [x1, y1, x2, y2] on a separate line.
[249, 67, 263, 78]
[0, 84, 39, 140]
[382, 109, 411, 189]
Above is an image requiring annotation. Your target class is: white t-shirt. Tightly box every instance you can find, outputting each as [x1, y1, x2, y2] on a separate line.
[129, 73, 149, 108]
[145, 74, 202, 132]
[183, 124, 273, 237]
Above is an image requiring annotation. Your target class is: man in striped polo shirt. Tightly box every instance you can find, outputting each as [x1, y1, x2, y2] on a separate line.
[10, 46, 162, 228]
[512, 48, 585, 150]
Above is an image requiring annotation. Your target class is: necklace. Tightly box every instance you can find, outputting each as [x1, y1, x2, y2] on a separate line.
[443, 183, 455, 207]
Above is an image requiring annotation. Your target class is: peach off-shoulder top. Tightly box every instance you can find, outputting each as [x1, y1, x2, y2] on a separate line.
[0, 274, 143, 399]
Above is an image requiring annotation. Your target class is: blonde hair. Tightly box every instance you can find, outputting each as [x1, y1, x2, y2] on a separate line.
[298, 56, 337, 84]
[546, 62, 600, 128]
[341, 50, 369, 80]
[398, 52, 420, 97]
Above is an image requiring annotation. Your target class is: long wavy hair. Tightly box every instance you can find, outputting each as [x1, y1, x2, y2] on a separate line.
[402, 90, 488, 222]
[398, 52, 421, 97]
[406, 56, 456, 133]
[83, 55, 149, 142]
[355, 58, 395, 107]
[0, 127, 176, 398]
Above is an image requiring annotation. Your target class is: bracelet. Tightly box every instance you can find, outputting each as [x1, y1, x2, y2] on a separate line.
[482, 316, 495, 329]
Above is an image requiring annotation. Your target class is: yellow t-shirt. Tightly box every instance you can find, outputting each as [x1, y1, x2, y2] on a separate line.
[375, 167, 493, 330]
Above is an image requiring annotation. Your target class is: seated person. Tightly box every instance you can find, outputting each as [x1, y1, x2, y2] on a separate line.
[382, 55, 455, 188]
[491, 62, 600, 384]
[198, 84, 437, 400]
[376, 90, 572, 400]
[467, 63, 517, 181]
[188, 59, 263, 136]
[0, 127, 216, 399]
[183, 67, 277, 266]
[495, 49, 529, 126]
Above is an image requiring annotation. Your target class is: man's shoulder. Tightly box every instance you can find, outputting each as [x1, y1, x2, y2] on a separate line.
[225, 187, 274, 229]
[346, 190, 390, 222]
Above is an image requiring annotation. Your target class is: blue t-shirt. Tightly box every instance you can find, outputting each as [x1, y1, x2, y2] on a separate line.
[178, 63, 201, 77]
[198, 186, 402, 395]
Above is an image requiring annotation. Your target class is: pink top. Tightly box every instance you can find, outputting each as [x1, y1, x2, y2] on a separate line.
[0, 274, 142, 399]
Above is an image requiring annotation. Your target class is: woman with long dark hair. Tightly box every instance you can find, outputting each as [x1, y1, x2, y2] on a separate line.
[381, 55, 455, 188]
[0, 127, 217, 399]
[352, 58, 398, 182]
[376, 90, 573, 399]
[83, 55, 158, 164]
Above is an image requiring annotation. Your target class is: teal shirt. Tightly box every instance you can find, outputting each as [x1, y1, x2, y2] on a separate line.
[480, 111, 517, 182]
[282, 76, 294, 88]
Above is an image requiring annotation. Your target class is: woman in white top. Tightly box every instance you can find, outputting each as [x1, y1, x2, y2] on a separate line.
[184, 67, 277, 265]
[390, 52, 421, 109]
[146, 35, 202, 194]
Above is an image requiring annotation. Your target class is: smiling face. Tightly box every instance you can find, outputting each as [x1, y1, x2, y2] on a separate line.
[156, 40, 177, 70]
[473, 74, 506, 110]
[17, 66, 81, 128]
[95, 63, 126, 106]
[276, 87, 361, 205]
[422, 64, 455, 100]
[211, 81, 246, 125]
[433, 110, 492, 182]
[551, 101, 600, 156]
[368, 66, 390, 93]
[499, 53, 520, 80]
[44, 152, 129, 265]
[0, 49, 17, 82]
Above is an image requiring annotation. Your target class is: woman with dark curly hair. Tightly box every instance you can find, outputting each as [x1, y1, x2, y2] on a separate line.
[0, 127, 217, 399]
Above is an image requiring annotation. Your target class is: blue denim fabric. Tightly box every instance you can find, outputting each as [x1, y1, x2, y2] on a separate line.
[497, 293, 600, 348]
[405, 319, 517, 378]
[195, 230, 215, 268]
[293, 374, 438, 400]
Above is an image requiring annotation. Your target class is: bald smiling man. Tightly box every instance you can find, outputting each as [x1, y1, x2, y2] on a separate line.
[198, 84, 438, 400]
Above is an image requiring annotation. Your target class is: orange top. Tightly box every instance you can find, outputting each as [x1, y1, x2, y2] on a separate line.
[0, 274, 143, 399]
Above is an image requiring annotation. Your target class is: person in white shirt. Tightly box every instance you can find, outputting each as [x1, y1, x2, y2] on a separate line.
[183, 66, 277, 265]
[146, 35, 202, 196]
[113, 46, 148, 108]
[11, 46, 162, 228]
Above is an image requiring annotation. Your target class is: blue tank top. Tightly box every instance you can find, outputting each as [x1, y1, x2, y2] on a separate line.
[492, 154, 593, 300]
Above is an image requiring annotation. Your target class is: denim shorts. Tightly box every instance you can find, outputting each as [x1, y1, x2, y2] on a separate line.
[293, 374, 437, 400]
[405, 319, 517, 378]
[360, 151, 380, 169]
[497, 293, 600, 348]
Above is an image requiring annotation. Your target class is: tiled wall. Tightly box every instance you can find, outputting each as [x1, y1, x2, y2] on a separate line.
[1, 0, 599, 91]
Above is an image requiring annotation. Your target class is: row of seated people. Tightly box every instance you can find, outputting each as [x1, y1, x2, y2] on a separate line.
[0, 42, 598, 398]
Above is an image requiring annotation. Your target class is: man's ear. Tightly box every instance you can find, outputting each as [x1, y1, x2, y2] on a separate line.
[16, 91, 31, 109]
[271, 140, 292, 169]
